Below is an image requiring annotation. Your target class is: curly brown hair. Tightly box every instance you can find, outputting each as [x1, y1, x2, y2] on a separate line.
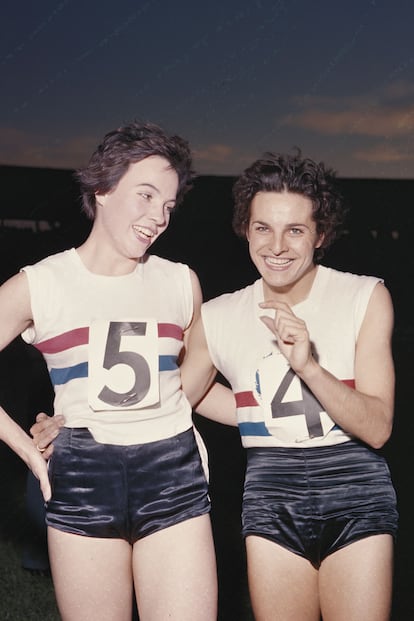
[232, 150, 347, 261]
[76, 121, 194, 219]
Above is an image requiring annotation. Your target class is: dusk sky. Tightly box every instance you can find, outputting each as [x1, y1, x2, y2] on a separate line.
[2, 0, 414, 179]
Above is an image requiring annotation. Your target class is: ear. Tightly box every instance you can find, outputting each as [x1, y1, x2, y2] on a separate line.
[95, 191, 107, 207]
[315, 232, 325, 249]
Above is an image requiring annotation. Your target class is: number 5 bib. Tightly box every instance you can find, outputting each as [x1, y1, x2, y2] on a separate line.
[88, 319, 159, 411]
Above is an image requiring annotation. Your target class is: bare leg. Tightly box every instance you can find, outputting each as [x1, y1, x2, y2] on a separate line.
[133, 514, 217, 621]
[246, 535, 320, 621]
[48, 527, 133, 621]
[320, 534, 394, 621]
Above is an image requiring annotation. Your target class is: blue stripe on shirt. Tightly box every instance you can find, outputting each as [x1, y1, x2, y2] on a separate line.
[50, 355, 178, 386]
[238, 421, 271, 436]
[50, 362, 88, 385]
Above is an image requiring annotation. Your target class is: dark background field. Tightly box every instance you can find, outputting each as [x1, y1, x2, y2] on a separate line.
[0, 166, 413, 619]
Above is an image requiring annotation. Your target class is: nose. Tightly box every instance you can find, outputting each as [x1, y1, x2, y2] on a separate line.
[149, 201, 168, 226]
[269, 231, 288, 254]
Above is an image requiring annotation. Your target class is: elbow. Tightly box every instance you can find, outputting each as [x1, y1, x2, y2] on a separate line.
[362, 397, 394, 450]
[369, 437, 388, 450]
[368, 421, 393, 450]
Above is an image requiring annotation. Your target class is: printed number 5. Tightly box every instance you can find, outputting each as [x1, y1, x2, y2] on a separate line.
[98, 321, 151, 407]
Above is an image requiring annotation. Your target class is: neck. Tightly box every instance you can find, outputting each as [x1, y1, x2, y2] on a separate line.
[262, 264, 319, 306]
[76, 238, 140, 276]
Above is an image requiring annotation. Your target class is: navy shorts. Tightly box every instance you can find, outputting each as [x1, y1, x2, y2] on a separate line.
[242, 440, 398, 568]
[46, 427, 210, 543]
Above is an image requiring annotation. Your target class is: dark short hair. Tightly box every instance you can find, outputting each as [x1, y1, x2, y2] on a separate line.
[76, 121, 194, 219]
[232, 150, 347, 261]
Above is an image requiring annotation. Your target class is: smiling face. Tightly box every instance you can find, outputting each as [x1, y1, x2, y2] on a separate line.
[247, 191, 324, 303]
[94, 155, 179, 267]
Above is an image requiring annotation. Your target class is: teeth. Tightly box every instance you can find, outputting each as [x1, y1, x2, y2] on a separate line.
[265, 257, 292, 266]
[133, 225, 154, 238]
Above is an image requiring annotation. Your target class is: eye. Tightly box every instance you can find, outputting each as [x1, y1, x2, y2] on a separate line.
[288, 227, 305, 236]
[165, 202, 176, 213]
[138, 192, 152, 201]
[254, 224, 269, 232]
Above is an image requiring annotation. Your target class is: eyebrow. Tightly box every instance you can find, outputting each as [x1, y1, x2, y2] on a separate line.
[136, 183, 159, 192]
[286, 222, 310, 229]
[136, 183, 177, 203]
[252, 219, 311, 228]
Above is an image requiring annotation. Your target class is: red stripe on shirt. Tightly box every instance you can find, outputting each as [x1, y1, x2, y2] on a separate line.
[342, 379, 355, 388]
[235, 391, 259, 407]
[235, 378, 355, 408]
[35, 322, 183, 354]
[35, 327, 89, 354]
[158, 323, 183, 340]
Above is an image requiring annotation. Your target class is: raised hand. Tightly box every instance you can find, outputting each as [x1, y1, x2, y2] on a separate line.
[259, 300, 314, 376]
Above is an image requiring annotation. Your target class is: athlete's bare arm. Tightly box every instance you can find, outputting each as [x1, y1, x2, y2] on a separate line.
[260, 282, 394, 448]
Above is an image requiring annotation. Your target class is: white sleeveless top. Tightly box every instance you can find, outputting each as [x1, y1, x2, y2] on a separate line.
[202, 265, 381, 448]
[22, 249, 194, 445]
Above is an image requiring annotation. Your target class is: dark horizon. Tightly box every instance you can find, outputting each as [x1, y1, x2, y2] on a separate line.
[1, 165, 413, 323]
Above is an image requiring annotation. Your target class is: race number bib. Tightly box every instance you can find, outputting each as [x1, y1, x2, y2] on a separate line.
[88, 319, 159, 411]
[255, 352, 335, 442]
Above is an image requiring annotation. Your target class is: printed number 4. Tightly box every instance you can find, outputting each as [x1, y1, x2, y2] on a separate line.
[271, 368, 324, 439]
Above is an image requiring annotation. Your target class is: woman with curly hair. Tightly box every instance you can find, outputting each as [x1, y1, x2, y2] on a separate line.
[184, 150, 397, 620]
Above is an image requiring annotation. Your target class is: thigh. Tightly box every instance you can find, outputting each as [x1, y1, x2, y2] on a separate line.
[133, 514, 217, 621]
[246, 535, 320, 621]
[320, 534, 394, 621]
[48, 526, 133, 621]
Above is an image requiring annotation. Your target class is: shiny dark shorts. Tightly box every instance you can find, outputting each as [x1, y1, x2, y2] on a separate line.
[46, 427, 210, 543]
[242, 440, 398, 567]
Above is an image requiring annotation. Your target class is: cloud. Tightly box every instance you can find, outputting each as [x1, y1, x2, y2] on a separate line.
[382, 79, 414, 100]
[0, 126, 95, 169]
[194, 143, 234, 163]
[0, 127, 251, 176]
[281, 82, 414, 138]
[281, 103, 414, 137]
[193, 143, 251, 174]
[353, 144, 414, 163]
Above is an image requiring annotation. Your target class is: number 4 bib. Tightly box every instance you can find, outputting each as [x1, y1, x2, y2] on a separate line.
[88, 319, 159, 411]
[255, 351, 335, 443]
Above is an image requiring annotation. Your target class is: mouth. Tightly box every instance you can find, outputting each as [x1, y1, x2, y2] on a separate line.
[132, 225, 155, 241]
[264, 256, 293, 268]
